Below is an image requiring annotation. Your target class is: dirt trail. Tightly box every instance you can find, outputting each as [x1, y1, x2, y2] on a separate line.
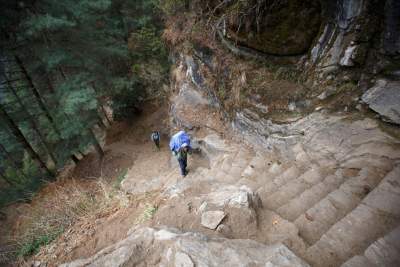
[44, 103, 177, 264]
[0, 102, 193, 266]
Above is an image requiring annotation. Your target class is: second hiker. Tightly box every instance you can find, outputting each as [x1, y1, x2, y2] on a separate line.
[151, 130, 160, 150]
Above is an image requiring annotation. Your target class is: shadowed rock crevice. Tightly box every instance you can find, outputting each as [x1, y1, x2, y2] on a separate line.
[224, 0, 322, 56]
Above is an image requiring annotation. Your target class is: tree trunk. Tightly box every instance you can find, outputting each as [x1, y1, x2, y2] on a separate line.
[91, 82, 111, 127]
[100, 104, 112, 125]
[97, 117, 107, 130]
[0, 171, 14, 186]
[14, 55, 62, 136]
[88, 129, 104, 157]
[0, 105, 54, 177]
[43, 62, 84, 165]
[6, 78, 58, 167]
[0, 143, 28, 180]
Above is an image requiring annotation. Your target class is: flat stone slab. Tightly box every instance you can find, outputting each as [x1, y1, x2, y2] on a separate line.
[362, 79, 400, 124]
[201, 210, 226, 229]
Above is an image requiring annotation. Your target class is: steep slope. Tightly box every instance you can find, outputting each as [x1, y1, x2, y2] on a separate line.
[51, 1, 400, 266]
[61, 103, 400, 267]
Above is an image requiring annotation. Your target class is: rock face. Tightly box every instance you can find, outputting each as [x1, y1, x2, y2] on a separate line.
[226, 0, 322, 55]
[362, 80, 400, 124]
[384, 0, 400, 55]
[60, 227, 310, 267]
[212, 0, 400, 76]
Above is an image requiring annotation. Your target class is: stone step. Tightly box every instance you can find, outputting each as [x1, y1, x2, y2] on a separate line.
[362, 165, 400, 217]
[240, 156, 291, 190]
[306, 204, 399, 267]
[264, 180, 309, 210]
[340, 154, 393, 172]
[212, 151, 247, 182]
[292, 143, 312, 164]
[242, 154, 268, 175]
[363, 226, 400, 266]
[273, 165, 303, 187]
[256, 165, 304, 207]
[267, 161, 285, 176]
[214, 170, 228, 181]
[264, 167, 323, 210]
[236, 178, 260, 191]
[277, 174, 344, 221]
[341, 255, 376, 267]
[343, 226, 400, 267]
[294, 167, 385, 245]
[226, 165, 246, 182]
[256, 180, 278, 206]
[214, 148, 253, 183]
[343, 142, 400, 162]
[232, 148, 253, 169]
[220, 154, 235, 174]
[305, 166, 400, 267]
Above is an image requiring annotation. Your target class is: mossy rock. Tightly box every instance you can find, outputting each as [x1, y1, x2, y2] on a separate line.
[226, 0, 321, 56]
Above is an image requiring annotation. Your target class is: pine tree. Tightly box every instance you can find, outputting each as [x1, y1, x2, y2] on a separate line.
[0, 105, 53, 177]
[0, 0, 168, 205]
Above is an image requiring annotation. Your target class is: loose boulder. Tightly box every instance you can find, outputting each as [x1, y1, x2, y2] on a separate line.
[362, 80, 400, 125]
[201, 210, 226, 230]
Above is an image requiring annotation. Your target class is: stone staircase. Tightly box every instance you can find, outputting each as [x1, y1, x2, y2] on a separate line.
[158, 114, 400, 267]
[63, 114, 400, 267]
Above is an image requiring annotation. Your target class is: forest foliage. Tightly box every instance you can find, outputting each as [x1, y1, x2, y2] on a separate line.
[0, 0, 168, 206]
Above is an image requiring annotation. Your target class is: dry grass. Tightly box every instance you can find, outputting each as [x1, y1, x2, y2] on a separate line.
[1, 177, 125, 265]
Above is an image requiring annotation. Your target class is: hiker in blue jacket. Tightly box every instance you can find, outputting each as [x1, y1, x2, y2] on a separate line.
[169, 131, 191, 177]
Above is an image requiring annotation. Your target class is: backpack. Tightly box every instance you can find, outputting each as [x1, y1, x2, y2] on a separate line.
[169, 131, 190, 152]
[151, 131, 160, 141]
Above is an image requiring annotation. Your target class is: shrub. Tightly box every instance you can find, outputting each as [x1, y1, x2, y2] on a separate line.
[114, 169, 128, 189]
[17, 228, 63, 257]
[158, 0, 188, 15]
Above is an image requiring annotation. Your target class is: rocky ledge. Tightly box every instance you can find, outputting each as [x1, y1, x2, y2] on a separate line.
[60, 227, 309, 267]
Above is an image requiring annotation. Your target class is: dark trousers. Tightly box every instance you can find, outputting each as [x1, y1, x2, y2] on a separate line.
[178, 157, 187, 176]
[153, 139, 160, 149]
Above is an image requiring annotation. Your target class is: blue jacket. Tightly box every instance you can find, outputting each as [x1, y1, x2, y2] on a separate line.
[169, 131, 191, 152]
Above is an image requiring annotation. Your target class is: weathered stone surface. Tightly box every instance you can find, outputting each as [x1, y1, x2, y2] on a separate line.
[175, 251, 194, 267]
[317, 86, 336, 100]
[337, 0, 364, 29]
[60, 227, 310, 267]
[201, 210, 226, 230]
[362, 80, 400, 124]
[311, 23, 336, 63]
[185, 56, 203, 89]
[183, 55, 219, 107]
[340, 44, 357, 66]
